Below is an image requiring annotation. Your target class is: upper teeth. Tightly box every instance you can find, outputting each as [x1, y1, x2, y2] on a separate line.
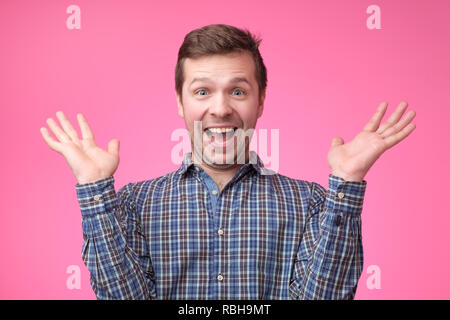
[207, 128, 235, 133]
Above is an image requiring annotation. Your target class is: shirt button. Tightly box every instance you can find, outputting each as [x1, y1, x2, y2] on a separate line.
[338, 192, 345, 199]
[93, 194, 101, 201]
[218, 229, 224, 236]
[217, 274, 224, 281]
[212, 190, 218, 195]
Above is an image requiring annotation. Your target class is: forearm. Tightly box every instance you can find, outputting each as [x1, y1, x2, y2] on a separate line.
[295, 175, 366, 300]
[76, 177, 154, 300]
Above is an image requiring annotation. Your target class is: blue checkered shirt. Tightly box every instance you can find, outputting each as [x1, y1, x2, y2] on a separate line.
[76, 151, 367, 300]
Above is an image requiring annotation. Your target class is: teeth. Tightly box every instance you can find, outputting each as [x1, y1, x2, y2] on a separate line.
[207, 127, 235, 133]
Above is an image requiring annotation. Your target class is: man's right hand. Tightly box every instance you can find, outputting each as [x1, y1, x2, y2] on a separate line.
[40, 111, 120, 185]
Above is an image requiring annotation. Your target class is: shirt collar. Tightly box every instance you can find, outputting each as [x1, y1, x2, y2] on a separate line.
[177, 151, 274, 176]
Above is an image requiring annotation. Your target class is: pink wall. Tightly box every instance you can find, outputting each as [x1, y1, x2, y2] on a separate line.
[0, 0, 448, 299]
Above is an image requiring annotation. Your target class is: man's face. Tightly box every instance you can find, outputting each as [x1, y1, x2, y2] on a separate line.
[176, 51, 265, 169]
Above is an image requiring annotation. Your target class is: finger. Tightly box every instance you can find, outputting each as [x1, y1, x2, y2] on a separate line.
[77, 113, 95, 140]
[40, 127, 62, 153]
[363, 102, 388, 132]
[376, 101, 408, 135]
[46, 118, 71, 143]
[384, 123, 416, 149]
[331, 136, 344, 147]
[56, 111, 80, 143]
[381, 110, 416, 139]
[108, 139, 120, 156]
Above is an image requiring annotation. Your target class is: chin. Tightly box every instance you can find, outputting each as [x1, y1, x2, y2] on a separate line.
[203, 150, 238, 167]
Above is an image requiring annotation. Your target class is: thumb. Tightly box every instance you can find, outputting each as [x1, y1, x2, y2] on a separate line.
[108, 139, 120, 156]
[331, 136, 344, 147]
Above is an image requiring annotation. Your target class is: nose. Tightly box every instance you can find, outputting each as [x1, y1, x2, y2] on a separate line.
[208, 93, 233, 118]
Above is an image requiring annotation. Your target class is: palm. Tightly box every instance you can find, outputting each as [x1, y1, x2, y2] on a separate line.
[327, 102, 416, 181]
[328, 131, 386, 180]
[41, 111, 120, 184]
[62, 140, 119, 184]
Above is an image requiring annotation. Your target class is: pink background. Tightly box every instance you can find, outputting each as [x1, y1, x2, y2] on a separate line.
[1, 0, 449, 299]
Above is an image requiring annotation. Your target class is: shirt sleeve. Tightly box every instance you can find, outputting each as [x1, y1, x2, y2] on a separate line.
[289, 174, 367, 300]
[75, 176, 156, 299]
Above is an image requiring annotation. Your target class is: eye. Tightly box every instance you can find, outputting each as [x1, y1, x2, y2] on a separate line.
[232, 88, 245, 96]
[195, 89, 208, 96]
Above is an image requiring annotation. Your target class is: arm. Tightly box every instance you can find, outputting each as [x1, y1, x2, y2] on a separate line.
[76, 176, 156, 299]
[290, 174, 366, 299]
[40, 111, 155, 298]
[290, 101, 415, 299]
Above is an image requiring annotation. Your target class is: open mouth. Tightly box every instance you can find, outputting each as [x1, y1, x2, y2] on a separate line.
[204, 127, 239, 146]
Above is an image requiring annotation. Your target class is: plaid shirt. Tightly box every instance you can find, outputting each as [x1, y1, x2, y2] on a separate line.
[76, 151, 367, 300]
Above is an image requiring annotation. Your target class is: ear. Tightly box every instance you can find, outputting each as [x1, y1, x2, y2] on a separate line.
[176, 92, 184, 118]
[257, 89, 266, 119]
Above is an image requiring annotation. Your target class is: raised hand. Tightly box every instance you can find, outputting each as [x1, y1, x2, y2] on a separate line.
[40, 111, 120, 184]
[327, 101, 416, 182]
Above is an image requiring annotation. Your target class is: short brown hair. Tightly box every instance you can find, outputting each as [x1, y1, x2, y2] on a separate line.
[175, 24, 267, 103]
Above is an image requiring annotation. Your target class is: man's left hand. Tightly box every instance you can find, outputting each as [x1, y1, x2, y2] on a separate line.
[327, 101, 416, 182]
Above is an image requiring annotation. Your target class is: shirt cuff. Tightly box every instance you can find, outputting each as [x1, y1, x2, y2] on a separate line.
[324, 174, 367, 216]
[75, 176, 116, 218]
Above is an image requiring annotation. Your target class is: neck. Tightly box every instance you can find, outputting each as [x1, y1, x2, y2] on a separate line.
[191, 152, 249, 192]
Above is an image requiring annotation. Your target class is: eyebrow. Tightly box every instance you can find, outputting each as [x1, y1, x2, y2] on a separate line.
[189, 76, 252, 87]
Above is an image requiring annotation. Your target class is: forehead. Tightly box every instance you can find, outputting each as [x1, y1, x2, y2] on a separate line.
[183, 51, 256, 84]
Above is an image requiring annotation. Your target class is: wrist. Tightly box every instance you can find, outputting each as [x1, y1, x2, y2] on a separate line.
[77, 175, 112, 185]
[331, 170, 365, 182]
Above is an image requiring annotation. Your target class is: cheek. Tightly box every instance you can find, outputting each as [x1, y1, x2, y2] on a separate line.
[181, 96, 202, 118]
[181, 102, 206, 132]
[184, 107, 204, 123]
[237, 103, 260, 125]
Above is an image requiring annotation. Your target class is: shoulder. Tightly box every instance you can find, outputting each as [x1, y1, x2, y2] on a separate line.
[264, 172, 310, 191]
[264, 172, 327, 207]
[117, 169, 181, 205]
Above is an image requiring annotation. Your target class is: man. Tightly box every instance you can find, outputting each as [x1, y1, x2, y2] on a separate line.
[40, 24, 416, 299]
